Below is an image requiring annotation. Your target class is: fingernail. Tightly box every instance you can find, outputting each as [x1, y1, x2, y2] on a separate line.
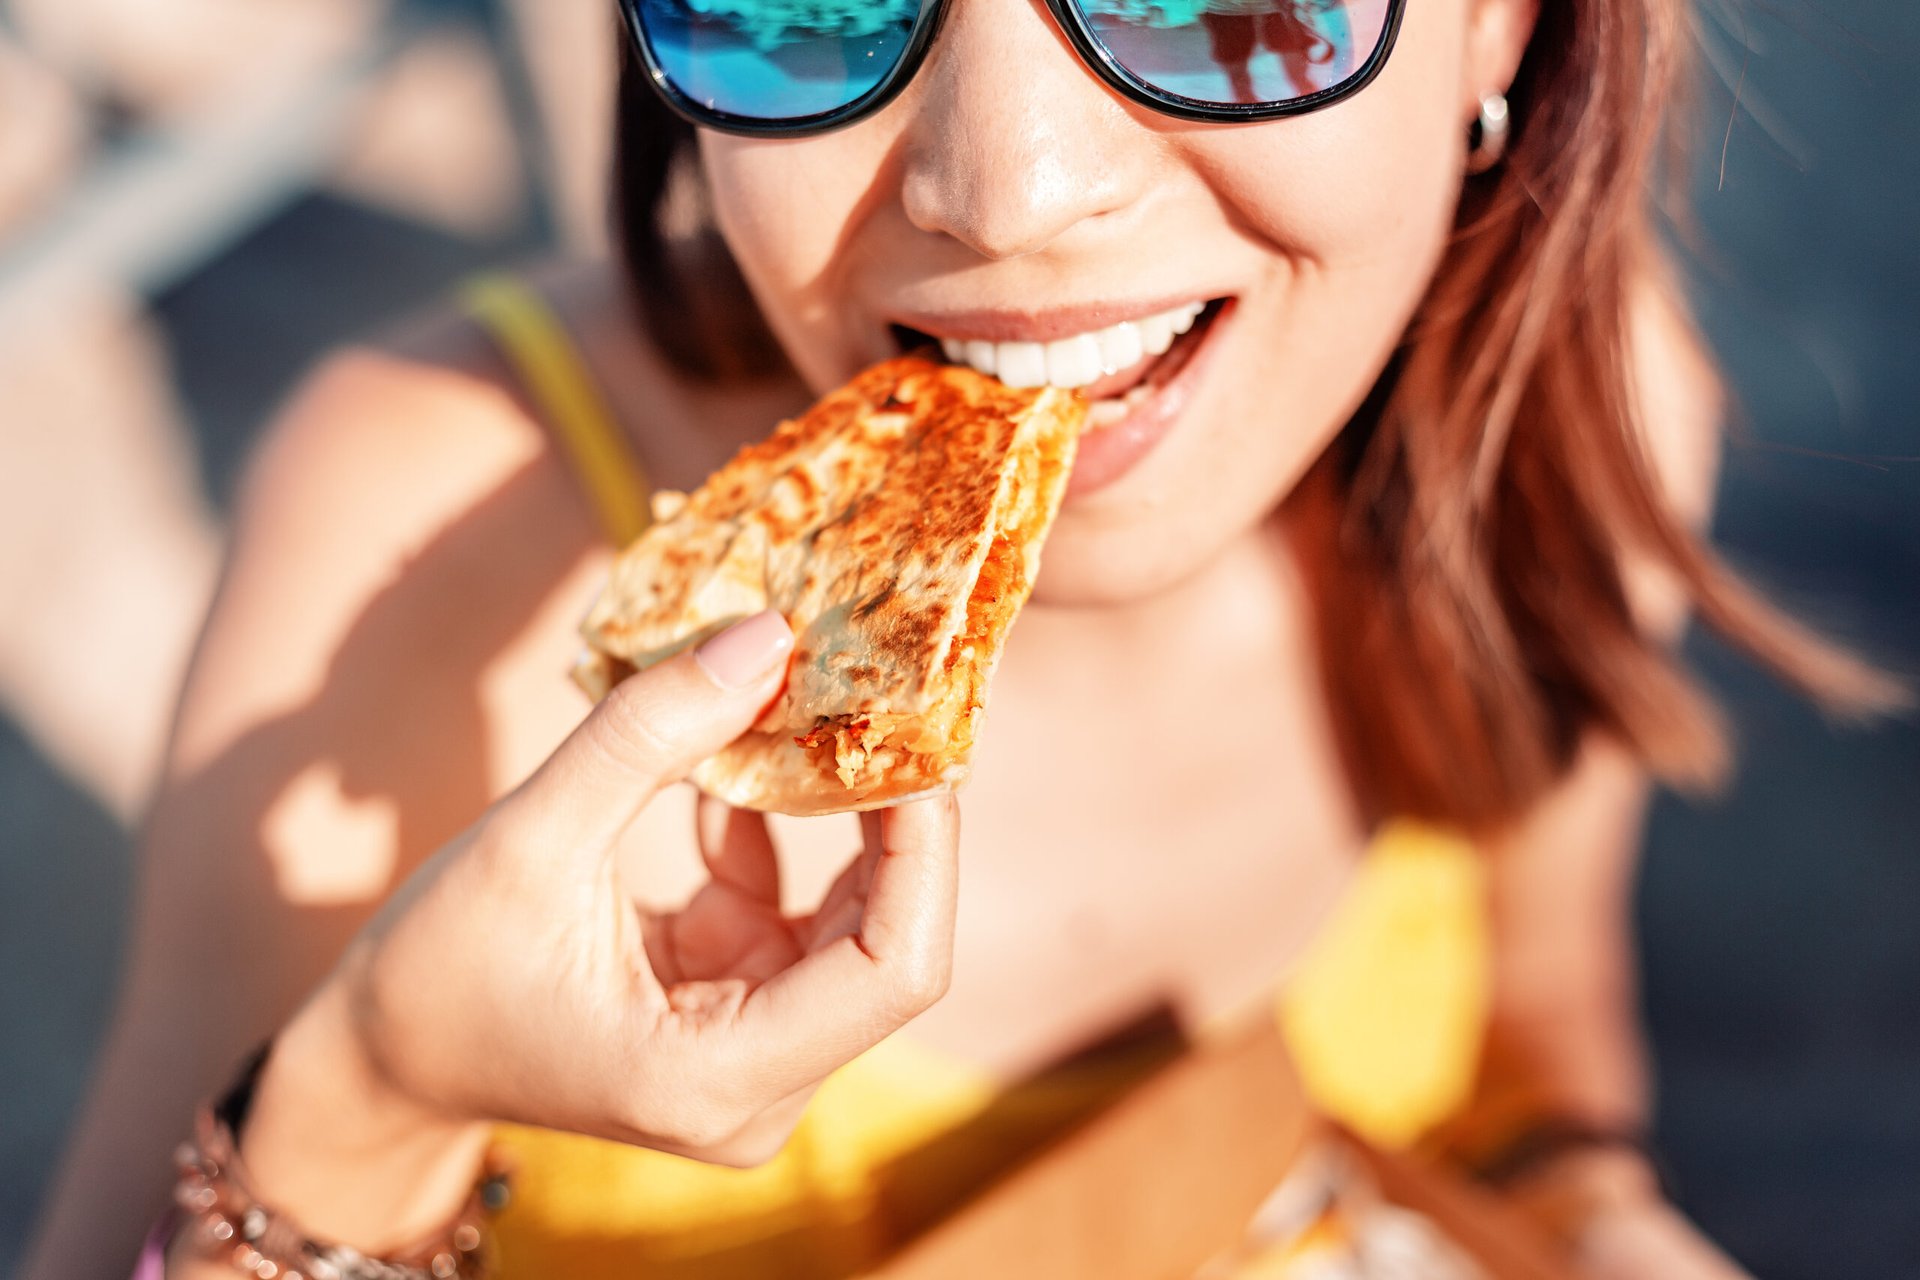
[695, 611, 793, 690]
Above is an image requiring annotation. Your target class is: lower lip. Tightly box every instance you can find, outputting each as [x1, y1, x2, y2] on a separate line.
[1065, 301, 1234, 500]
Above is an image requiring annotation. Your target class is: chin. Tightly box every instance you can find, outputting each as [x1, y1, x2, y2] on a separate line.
[1027, 503, 1271, 609]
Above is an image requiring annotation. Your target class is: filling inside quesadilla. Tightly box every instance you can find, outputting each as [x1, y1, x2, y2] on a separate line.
[792, 433, 1056, 791]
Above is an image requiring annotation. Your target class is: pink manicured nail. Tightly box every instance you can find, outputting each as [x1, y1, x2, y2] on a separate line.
[695, 611, 793, 689]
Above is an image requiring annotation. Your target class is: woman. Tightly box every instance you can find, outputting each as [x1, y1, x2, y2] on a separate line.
[23, 0, 1895, 1275]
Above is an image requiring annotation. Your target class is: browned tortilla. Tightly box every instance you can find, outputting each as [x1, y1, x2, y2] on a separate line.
[574, 357, 1084, 816]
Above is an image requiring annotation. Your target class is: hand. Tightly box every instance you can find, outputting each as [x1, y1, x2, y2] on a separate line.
[232, 611, 961, 1251]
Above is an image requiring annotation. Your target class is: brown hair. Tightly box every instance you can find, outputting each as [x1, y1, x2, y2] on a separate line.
[611, 62, 785, 382]
[609, 5, 1904, 836]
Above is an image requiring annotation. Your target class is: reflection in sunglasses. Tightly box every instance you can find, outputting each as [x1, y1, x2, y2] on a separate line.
[643, 0, 919, 117]
[1087, 0, 1363, 105]
[641, 0, 1381, 116]
[673, 0, 920, 50]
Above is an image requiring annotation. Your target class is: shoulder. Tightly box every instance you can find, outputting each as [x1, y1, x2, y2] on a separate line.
[221, 327, 586, 652]
[168, 276, 607, 780]
[241, 340, 547, 550]
[1623, 257, 1723, 534]
[228, 258, 693, 571]
[1616, 257, 1725, 639]
[168, 259, 784, 776]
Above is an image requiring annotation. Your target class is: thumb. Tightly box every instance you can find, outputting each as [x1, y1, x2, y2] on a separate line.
[513, 611, 793, 850]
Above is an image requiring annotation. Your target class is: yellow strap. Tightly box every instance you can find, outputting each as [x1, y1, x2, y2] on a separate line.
[462, 273, 654, 547]
[1277, 820, 1491, 1149]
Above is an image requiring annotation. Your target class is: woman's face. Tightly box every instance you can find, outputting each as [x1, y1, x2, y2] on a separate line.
[700, 0, 1536, 605]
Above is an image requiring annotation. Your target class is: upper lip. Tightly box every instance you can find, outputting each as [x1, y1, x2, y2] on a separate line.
[887, 293, 1230, 345]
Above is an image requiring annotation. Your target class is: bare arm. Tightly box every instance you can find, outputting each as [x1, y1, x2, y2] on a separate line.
[1471, 741, 1659, 1139]
[1473, 746, 1759, 1280]
[20, 343, 593, 1280]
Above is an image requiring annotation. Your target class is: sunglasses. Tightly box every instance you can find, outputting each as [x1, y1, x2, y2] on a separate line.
[618, 0, 1407, 136]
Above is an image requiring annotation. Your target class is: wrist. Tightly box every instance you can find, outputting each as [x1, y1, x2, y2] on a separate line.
[238, 979, 493, 1253]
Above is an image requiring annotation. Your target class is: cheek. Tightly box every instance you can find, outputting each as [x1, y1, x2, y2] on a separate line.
[1037, 21, 1472, 606]
[700, 132, 889, 390]
[1198, 0, 1467, 273]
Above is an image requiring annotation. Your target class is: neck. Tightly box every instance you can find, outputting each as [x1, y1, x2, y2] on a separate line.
[1001, 512, 1361, 847]
[1016, 517, 1311, 686]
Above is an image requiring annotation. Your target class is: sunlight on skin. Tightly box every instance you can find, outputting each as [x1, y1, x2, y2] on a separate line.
[263, 760, 402, 904]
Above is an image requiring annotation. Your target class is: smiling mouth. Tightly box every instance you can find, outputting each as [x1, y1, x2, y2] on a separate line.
[890, 298, 1229, 429]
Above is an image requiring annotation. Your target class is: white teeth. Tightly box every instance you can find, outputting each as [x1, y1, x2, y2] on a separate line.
[1096, 322, 1143, 374]
[1083, 381, 1155, 433]
[1045, 335, 1102, 388]
[1138, 312, 1176, 357]
[929, 300, 1212, 390]
[995, 341, 1048, 388]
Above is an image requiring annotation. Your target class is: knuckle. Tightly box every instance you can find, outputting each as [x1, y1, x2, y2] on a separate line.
[890, 950, 953, 1015]
[592, 681, 680, 774]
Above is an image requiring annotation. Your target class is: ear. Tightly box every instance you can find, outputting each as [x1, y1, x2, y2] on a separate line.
[1463, 0, 1540, 113]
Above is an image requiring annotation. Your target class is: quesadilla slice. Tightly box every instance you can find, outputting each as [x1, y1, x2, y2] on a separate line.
[574, 356, 1085, 816]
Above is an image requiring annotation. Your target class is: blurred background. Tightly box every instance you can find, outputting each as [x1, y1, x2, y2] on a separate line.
[0, 0, 1912, 1276]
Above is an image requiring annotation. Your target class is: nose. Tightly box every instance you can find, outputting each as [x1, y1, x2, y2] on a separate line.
[896, 0, 1155, 260]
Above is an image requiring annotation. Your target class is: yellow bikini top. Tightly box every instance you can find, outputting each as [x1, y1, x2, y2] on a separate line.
[462, 273, 1493, 1280]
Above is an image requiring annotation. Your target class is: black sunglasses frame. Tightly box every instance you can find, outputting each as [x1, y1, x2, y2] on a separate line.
[617, 0, 1409, 137]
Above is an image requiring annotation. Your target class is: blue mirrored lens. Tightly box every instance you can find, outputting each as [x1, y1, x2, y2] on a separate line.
[1079, 0, 1389, 106]
[639, 0, 919, 121]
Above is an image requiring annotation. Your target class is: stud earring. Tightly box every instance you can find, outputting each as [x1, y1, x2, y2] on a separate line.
[1466, 91, 1511, 175]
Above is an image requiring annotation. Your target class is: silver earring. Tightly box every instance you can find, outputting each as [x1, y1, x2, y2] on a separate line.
[1466, 91, 1511, 175]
